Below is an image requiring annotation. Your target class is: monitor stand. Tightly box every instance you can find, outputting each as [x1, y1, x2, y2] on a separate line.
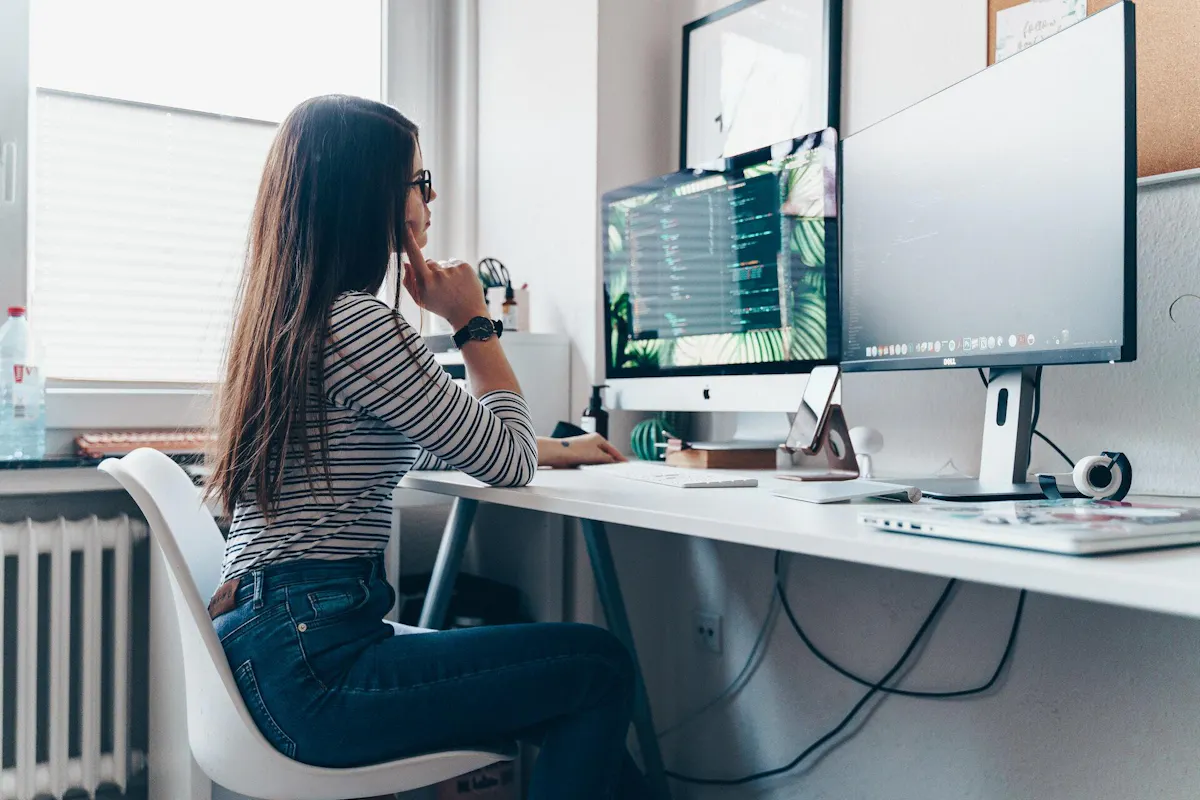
[909, 367, 1047, 501]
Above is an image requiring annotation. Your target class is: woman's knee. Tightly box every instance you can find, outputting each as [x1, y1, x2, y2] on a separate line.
[562, 623, 636, 703]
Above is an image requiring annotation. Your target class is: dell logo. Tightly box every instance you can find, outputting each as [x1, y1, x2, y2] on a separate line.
[943, 357, 957, 366]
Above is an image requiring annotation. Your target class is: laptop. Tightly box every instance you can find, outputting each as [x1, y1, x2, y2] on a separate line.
[860, 499, 1200, 556]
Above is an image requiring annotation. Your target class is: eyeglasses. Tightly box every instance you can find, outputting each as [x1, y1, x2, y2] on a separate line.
[409, 170, 433, 203]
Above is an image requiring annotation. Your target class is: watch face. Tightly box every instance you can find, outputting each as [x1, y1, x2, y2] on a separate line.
[468, 317, 494, 339]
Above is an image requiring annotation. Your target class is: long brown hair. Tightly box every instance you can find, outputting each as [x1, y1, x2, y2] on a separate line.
[207, 95, 419, 519]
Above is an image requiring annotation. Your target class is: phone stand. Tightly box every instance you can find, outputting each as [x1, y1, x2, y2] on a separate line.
[780, 404, 861, 481]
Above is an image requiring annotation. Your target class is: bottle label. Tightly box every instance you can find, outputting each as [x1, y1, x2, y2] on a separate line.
[580, 417, 597, 434]
[9, 364, 40, 421]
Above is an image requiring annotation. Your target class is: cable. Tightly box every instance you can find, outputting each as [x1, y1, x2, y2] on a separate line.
[1034, 430, 1075, 469]
[656, 590, 781, 739]
[773, 552, 1026, 699]
[979, 367, 1074, 468]
[666, 579, 958, 787]
[1029, 368, 1076, 469]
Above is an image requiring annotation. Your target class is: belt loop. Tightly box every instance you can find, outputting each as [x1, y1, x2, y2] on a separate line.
[253, 569, 265, 610]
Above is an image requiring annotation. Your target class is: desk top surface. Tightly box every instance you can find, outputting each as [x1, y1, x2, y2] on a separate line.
[400, 469, 1200, 621]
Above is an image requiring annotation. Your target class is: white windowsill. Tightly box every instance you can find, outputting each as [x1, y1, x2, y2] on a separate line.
[0, 467, 122, 496]
[47, 385, 214, 430]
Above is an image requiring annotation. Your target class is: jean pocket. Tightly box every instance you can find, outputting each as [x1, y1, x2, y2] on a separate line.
[233, 660, 297, 760]
[217, 603, 289, 648]
[302, 578, 371, 628]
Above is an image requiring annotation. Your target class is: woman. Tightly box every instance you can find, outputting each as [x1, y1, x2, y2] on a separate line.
[205, 94, 647, 799]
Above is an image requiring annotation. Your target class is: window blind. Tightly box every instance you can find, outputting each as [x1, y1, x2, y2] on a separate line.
[31, 90, 276, 383]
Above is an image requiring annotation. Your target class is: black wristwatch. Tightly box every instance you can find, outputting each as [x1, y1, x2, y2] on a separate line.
[453, 316, 503, 349]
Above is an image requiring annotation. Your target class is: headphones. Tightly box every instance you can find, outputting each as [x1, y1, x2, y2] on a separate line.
[1036, 451, 1132, 501]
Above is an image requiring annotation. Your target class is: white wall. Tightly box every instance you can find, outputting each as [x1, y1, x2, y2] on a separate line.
[476, 0, 1200, 797]
[476, 0, 601, 410]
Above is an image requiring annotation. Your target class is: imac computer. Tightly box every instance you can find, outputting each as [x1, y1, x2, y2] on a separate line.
[840, 2, 1136, 500]
[601, 128, 840, 413]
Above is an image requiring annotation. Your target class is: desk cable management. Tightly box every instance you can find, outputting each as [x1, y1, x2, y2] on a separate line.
[666, 369, 1083, 786]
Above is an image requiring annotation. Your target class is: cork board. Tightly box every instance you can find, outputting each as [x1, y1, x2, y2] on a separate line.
[988, 0, 1200, 177]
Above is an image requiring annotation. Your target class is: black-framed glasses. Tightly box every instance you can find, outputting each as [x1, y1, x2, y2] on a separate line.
[409, 169, 433, 203]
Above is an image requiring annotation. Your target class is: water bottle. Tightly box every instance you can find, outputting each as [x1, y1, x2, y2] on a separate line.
[0, 307, 47, 461]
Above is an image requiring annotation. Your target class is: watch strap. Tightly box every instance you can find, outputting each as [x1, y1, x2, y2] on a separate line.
[453, 317, 502, 349]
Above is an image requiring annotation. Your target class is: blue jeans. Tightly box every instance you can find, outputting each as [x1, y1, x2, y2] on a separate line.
[213, 556, 649, 799]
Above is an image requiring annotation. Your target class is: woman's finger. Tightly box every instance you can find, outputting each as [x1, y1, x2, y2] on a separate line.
[599, 440, 627, 462]
[402, 224, 432, 281]
[402, 263, 421, 304]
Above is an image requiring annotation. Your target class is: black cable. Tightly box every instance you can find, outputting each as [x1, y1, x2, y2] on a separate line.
[980, 367, 1073, 468]
[666, 577, 958, 787]
[1029, 366, 1044, 450]
[773, 552, 1026, 699]
[1034, 430, 1075, 469]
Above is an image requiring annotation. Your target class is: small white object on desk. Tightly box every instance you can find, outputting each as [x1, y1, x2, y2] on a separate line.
[849, 426, 884, 479]
[774, 478, 920, 504]
[579, 462, 758, 488]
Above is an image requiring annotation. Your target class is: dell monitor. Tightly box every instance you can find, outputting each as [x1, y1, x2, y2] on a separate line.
[602, 127, 839, 413]
[840, 2, 1136, 499]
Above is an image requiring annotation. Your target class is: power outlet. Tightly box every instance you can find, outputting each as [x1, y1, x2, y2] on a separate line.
[692, 611, 723, 654]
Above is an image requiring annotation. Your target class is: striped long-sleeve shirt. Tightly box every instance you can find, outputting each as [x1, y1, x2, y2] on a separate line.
[219, 291, 538, 582]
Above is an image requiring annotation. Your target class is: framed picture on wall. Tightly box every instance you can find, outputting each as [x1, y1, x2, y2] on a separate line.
[681, 0, 842, 169]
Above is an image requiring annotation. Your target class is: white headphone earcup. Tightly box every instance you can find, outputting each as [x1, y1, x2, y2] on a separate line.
[1073, 455, 1114, 499]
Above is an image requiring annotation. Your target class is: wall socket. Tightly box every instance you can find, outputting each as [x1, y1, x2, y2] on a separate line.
[692, 611, 723, 654]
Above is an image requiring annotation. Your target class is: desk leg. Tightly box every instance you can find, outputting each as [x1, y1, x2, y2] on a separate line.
[419, 498, 478, 629]
[579, 519, 671, 800]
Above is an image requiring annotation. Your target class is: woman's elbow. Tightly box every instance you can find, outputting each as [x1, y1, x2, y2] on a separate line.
[490, 446, 537, 488]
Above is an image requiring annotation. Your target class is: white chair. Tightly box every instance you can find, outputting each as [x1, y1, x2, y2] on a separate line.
[99, 448, 514, 800]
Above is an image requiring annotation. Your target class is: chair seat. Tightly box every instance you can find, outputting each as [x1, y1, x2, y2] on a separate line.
[222, 741, 519, 800]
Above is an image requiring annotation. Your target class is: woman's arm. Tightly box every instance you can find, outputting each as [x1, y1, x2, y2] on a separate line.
[324, 293, 537, 488]
[413, 433, 627, 471]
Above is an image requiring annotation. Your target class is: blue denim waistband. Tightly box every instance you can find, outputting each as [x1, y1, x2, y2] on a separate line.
[230, 555, 385, 608]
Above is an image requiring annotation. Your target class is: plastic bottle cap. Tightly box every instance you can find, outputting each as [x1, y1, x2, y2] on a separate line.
[7, 307, 26, 317]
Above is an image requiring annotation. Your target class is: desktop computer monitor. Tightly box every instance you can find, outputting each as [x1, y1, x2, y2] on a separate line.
[840, 2, 1136, 499]
[601, 128, 839, 413]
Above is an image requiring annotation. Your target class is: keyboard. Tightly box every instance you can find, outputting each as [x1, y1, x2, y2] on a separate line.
[580, 463, 758, 488]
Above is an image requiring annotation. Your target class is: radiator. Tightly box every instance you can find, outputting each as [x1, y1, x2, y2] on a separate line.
[0, 514, 148, 800]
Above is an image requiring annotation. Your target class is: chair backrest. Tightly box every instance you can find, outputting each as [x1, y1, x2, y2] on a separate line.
[99, 448, 300, 790]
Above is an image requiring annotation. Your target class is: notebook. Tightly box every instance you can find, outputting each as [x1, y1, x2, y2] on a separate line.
[860, 499, 1200, 555]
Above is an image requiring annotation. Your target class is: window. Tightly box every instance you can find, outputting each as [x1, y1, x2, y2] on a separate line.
[27, 0, 384, 384]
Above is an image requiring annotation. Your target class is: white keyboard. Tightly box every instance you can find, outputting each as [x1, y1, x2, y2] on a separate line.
[580, 463, 758, 488]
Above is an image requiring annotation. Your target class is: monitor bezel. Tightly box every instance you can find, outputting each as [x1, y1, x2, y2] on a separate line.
[679, 0, 843, 171]
[838, 2, 1138, 375]
[601, 128, 841, 383]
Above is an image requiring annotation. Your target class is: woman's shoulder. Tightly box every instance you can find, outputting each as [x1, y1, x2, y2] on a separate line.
[329, 291, 412, 332]
[331, 290, 388, 313]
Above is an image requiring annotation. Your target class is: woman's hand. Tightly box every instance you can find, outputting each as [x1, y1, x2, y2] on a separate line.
[401, 224, 488, 330]
[537, 434, 627, 469]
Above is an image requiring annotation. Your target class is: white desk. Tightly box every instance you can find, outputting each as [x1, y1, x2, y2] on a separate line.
[401, 468, 1200, 799]
[403, 470, 1200, 620]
